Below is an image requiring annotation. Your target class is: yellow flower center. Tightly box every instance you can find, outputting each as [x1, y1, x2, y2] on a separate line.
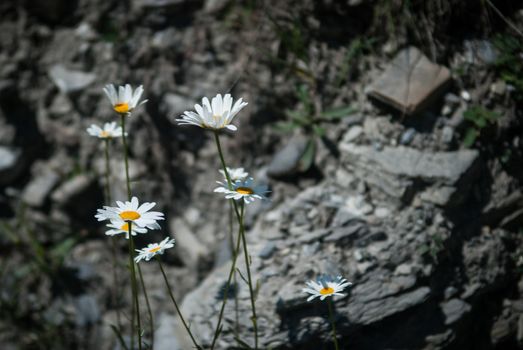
[149, 246, 161, 253]
[119, 211, 141, 221]
[114, 103, 130, 114]
[236, 187, 254, 195]
[319, 287, 334, 295]
[120, 222, 130, 231]
[100, 131, 111, 138]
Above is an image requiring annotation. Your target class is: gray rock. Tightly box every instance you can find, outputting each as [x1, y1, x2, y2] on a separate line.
[48, 64, 96, 93]
[51, 175, 92, 206]
[448, 104, 467, 129]
[517, 314, 523, 345]
[346, 144, 479, 184]
[324, 223, 367, 243]
[374, 207, 390, 218]
[444, 93, 461, 105]
[170, 218, 211, 270]
[134, 0, 190, 8]
[0, 146, 24, 185]
[154, 313, 182, 350]
[491, 80, 507, 95]
[342, 125, 363, 143]
[340, 143, 480, 207]
[350, 286, 431, 325]
[258, 241, 277, 259]
[440, 298, 471, 325]
[400, 128, 416, 145]
[441, 125, 454, 144]
[162, 93, 194, 117]
[50, 175, 99, 221]
[22, 169, 60, 207]
[295, 228, 331, 244]
[419, 186, 459, 207]
[464, 40, 498, 65]
[73, 294, 100, 327]
[491, 315, 514, 345]
[267, 135, 309, 178]
[367, 47, 451, 115]
[204, 0, 230, 12]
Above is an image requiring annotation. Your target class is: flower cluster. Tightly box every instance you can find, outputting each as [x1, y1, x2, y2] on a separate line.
[92, 84, 352, 349]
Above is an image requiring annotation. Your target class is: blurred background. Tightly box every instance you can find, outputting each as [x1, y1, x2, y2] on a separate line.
[0, 0, 523, 349]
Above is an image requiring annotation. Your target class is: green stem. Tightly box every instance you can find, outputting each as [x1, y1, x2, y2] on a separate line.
[327, 299, 340, 350]
[229, 202, 239, 338]
[239, 203, 258, 349]
[127, 225, 142, 350]
[103, 139, 112, 204]
[104, 139, 122, 330]
[137, 263, 154, 349]
[121, 114, 141, 350]
[212, 131, 258, 349]
[120, 115, 132, 200]
[157, 258, 201, 350]
[210, 202, 244, 350]
[120, 114, 154, 349]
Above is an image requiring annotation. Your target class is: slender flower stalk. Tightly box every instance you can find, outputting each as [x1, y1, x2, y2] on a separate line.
[210, 202, 244, 349]
[327, 299, 340, 350]
[120, 115, 132, 200]
[103, 138, 122, 329]
[103, 139, 113, 204]
[238, 204, 258, 349]
[137, 264, 154, 349]
[229, 202, 240, 338]
[119, 113, 156, 349]
[120, 114, 142, 350]
[127, 222, 141, 350]
[212, 131, 258, 349]
[156, 257, 202, 350]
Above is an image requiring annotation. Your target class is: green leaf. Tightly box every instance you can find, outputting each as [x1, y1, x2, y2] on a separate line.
[110, 325, 130, 350]
[273, 121, 299, 133]
[312, 125, 326, 137]
[463, 106, 500, 128]
[462, 128, 478, 148]
[234, 336, 253, 349]
[285, 110, 310, 125]
[321, 105, 357, 120]
[297, 139, 316, 172]
[236, 268, 249, 285]
[50, 238, 76, 261]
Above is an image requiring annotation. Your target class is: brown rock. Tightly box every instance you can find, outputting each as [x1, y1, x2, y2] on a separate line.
[368, 47, 451, 115]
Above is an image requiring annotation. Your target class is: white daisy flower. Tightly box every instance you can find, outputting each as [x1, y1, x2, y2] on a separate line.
[103, 83, 148, 115]
[105, 218, 149, 239]
[86, 122, 125, 139]
[176, 93, 248, 131]
[95, 196, 164, 230]
[214, 177, 269, 204]
[303, 275, 352, 302]
[135, 237, 175, 263]
[219, 167, 249, 182]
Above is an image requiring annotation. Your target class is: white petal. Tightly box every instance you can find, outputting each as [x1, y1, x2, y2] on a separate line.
[124, 84, 132, 103]
[118, 85, 126, 103]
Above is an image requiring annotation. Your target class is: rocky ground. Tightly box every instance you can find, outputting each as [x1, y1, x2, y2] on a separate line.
[0, 0, 523, 349]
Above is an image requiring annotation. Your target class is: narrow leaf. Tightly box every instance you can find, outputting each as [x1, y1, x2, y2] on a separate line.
[297, 139, 316, 172]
